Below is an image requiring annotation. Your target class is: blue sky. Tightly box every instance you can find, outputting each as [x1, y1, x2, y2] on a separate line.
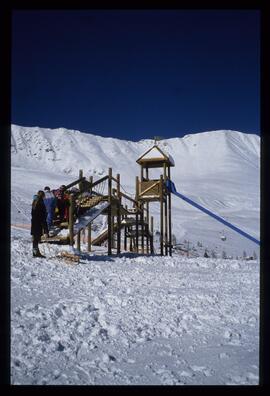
[12, 10, 260, 140]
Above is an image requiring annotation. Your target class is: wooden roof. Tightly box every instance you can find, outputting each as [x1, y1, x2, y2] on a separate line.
[136, 145, 175, 167]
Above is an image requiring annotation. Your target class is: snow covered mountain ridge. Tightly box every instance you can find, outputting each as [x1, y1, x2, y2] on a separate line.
[11, 124, 259, 181]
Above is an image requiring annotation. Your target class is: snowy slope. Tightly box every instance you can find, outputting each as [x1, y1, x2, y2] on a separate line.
[10, 125, 260, 385]
[11, 125, 259, 182]
[11, 124, 260, 257]
[11, 227, 259, 385]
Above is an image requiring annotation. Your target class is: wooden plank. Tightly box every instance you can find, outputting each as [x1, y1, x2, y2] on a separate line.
[160, 174, 164, 256]
[65, 177, 85, 190]
[108, 168, 112, 255]
[119, 191, 139, 207]
[139, 180, 160, 197]
[168, 167, 172, 256]
[117, 173, 121, 254]
[59, 251, 80, 263]
[69, 194, 74, 246]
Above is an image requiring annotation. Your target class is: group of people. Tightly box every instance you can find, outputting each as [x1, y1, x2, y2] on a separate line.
[31, 185, 70, 258]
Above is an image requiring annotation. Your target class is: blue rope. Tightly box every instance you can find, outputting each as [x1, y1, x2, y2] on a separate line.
[166, 180, 260, 246]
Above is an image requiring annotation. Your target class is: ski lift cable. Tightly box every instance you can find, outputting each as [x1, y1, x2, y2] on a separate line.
[166, 180, 260, 246]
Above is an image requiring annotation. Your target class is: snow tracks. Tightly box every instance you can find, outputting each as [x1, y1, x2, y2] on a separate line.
[11, 228, 259, 385]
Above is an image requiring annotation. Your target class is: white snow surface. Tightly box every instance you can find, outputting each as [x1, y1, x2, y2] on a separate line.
[11, 125, 260, 385]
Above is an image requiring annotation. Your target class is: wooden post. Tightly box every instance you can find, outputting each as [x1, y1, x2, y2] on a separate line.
[141, 165, 144, 181]
[150, 216, 154, 254]
[168, 166, 172, 256]
[79, 169, 83, 192]
[108, 168, 112, 255]
[129, 228, 133, 252]
[77, 230, 81, 252]
[112, 216, 115, 249]
[160, 174, 164, 256]
[135, 176, 139, 253]
[146, 165, 149, 253]
[124, 205, 127, 251]
[141, 202, 144, 254]
[163, 164, 167, 255]
[145, 167, 149, 254]
[69, 194, 74, 246]
[117, 173, 121, 254]
[88, 176, 93, 252]
[145, 222, 149, 254]
[88, 225, 91, 252]
[89, 175, 93, 194]
[75, 169, 83, 252]
[165, 196, 168, 255]
[163, 163, 166, 180]
[146, 202, 149, 254]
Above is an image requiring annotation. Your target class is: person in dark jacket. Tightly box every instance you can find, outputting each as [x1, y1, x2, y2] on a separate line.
[31, 190, 48, 258]
[53, 185, 67, 223]
[43, 186, 57, 230]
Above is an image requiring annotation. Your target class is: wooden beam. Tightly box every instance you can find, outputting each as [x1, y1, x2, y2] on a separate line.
[91, 175, 109, 189]
[77, 230, 81, 252]
[146, 202, 149, 254]
[136, 176, 139, 253]
[160, 175, 164, 256]
[165, 195, 168, 255]
[141, 202, 144, 254]
[69, 194, 75, 246]
[124, 205, 127, 251]
[117, 173, 121, 254]
[66, 177, 85, 191]
[79, 169, 83, 192]
[168, 166, 172, 256]
[108, 168, 112, 255]
[119, 191, 139, 208]
[129, 230, 133, 252]
[150, 216, 154, 254]
[139, 180, 160, 197]
[86, 175, 93, 253]
[87, 225, 91, 252]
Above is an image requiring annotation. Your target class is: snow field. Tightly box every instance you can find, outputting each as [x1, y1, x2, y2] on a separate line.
[11, 228, 259, 385]
[11, 126, 260, 385]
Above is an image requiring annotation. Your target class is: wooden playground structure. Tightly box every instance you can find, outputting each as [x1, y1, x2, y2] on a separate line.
[42, 144, 174, 256]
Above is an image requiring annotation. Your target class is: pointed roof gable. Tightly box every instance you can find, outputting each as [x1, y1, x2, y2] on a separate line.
[136, 144, 175, 167]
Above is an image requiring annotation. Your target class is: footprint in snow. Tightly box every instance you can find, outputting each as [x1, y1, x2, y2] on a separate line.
[190, 365, 214, 377]
[223, 329, 242, 345]
[219, 352, 230, 359]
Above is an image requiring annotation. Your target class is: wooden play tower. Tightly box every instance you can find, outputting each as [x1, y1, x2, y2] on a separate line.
[42, 143, 174, 257]
[136, 144, 175, 256]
